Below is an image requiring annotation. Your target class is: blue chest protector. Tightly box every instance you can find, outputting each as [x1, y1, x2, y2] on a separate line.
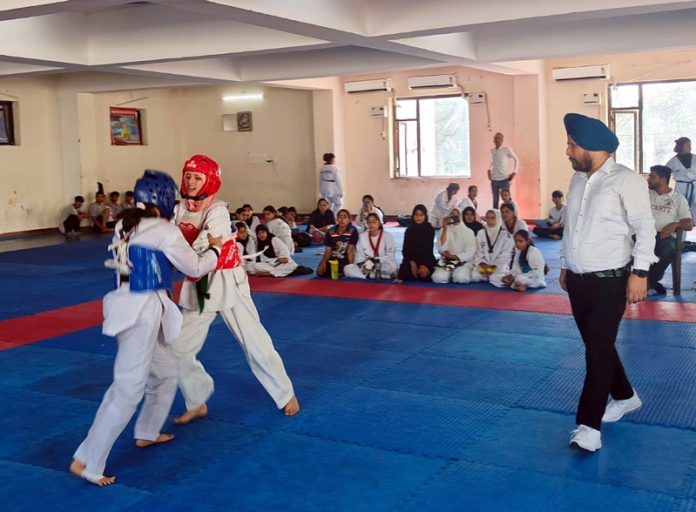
[125, 245, 172, 292]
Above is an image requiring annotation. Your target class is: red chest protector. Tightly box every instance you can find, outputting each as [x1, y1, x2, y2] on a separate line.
[176, 204, 241, 280]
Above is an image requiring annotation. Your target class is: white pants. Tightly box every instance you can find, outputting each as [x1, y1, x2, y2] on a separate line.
[255, 260, 297, 277]
[343, 261, 397, 280]
[514, 274, 546, 289]
[432, 262, 473, 284]
[324, 195, 342, 214]
[170, 288, 294, 411]
[470, 266, 508, 288]
[74, 297, 178, 476]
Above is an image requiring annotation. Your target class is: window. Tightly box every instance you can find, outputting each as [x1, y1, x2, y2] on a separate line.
[0, 101, 16, 145]
[393, 95, 470, 177]
[609, 80, 696, 172]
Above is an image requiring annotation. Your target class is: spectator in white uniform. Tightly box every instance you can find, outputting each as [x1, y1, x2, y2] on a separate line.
[458, 185, 479, 212]
[357, 194, 384, 232]
[488, 132, 519, 209]
[500, 202, 527, 235]
[344, 213, 397, 280]
[431, 183, 460, 229]
[560, 113, 656, 453]
[318, 152, 343, 213]
[646, 165, 693, 295]
[263, 205, 294, 254]
[533, 190, 567, 239]
[432, 208, 477, 284]
[502, 230, 547, 291]
[470, 209, 514, 287]
[235, 222, 257, 275]
[253, 225, 298, 277]
[665, 137, 695, 220]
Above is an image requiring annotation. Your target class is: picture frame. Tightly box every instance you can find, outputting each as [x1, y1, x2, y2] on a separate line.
[110, 107, 143, 145]
[237, 111, 253, 132]
[0, 101, 15, 145]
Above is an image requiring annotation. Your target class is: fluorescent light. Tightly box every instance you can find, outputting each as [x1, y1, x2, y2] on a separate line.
[223, 93, 264, 101]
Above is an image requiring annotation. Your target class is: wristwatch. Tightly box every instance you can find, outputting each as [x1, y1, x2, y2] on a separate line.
[631, 269, 648, 278]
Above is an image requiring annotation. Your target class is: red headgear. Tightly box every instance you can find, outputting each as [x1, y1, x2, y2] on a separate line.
[180, 154, 221, 201]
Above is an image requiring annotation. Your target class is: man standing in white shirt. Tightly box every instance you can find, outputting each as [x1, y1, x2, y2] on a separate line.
[560, 113, 656, 453]
[646, 165, 693, 295]
[487, 132, 519, 209]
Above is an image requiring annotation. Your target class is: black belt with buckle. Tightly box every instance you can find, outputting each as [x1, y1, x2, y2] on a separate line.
[120, 275, 130, 283]
[571, 264, 631, 279]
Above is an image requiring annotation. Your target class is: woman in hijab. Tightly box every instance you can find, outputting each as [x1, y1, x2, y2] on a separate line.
[254, 225, 298, 277]
[470, 209, 515, 288]
[432, 208, 477, 284]
[462, 206, 484, 235]
[397, 204, 437, 282]
[431, 183, 460, 229]
[665, 137, 696, 219]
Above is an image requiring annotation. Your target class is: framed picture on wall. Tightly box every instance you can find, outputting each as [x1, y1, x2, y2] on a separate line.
[110, 107, 143, 145]
[237, 111, 253, 132]
[0, 101, 15, 145]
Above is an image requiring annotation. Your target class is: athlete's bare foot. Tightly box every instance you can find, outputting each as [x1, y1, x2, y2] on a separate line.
[173, 404, 208, 425]
[69, 459, 116, 487]
[283, 395, 300, 416]
[135, 433, 175, 448]
[515, 284, 528, 292]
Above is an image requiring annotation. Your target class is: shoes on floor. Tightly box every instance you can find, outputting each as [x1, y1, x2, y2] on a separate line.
[602, 390, 642, 423]
[569, 424, 601, 452]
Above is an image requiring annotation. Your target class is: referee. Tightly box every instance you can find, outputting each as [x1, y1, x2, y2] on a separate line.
[560, 113, 657, 452]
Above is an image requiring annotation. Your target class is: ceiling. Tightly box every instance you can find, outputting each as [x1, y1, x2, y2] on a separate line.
[2, 0, 696, 88]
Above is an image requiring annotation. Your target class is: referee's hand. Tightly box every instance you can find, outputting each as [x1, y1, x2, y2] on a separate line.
[626, 274, 648, 304]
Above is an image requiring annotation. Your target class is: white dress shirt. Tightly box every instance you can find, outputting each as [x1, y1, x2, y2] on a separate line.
[489, 146, 519, 181]
[561, 157, 657, 273]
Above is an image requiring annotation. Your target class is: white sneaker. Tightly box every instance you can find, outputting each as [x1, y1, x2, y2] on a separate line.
[602, 390, 642, 423]
[569, 425, 602, 452]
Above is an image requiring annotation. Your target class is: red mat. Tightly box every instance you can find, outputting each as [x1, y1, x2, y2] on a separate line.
[0, 278, 693, 350]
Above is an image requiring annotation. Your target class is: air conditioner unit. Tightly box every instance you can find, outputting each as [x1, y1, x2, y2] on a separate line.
[552, 65, 610, 81]
[407, 74, 457, 90]
[344, 79, 392, 94]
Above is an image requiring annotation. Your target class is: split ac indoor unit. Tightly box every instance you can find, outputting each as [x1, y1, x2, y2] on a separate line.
[407, 74, 457, 90]
[551, 65, 610, 81]
[344, 79, 392, 93]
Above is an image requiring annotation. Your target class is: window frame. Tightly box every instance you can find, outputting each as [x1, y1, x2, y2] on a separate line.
[392, 93, 471, 179]
[0, 101, 16, 146]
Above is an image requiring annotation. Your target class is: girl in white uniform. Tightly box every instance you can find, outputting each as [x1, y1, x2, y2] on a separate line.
[254, 224, 298, 277]
[431, 183, 460, 229]
[263, 205, 294, 254]
[503, 230, 547, 291]
[665, 137, 696, 220]
[70, 170, 221, 487]
[235, 221, 257, 275]
[344, 213, 397, 279]
[470, 209, 515, 288]
[318, 152, 343, 213]
[500, 202, 527, 235]
[432, 208, 477, 284]
[171, 155, 299, 426]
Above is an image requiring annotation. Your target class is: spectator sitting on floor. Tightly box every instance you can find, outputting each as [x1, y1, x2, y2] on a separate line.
[432, 208, 477, 284]
[344, 212, 397, 280]
[646, 164, 694, 295]
[358, 194, 384, 232]
[397, 204, 437, 282]
[502, 230, 547, 291]
[282, 206, 311, 251]
[89, 191, 112, 234]
[470, 209, 515, 288]
[458, 185, 479, 213]
[263, 205, 294, 254]
[431, 183, 460, 229]
[58, 195, 88, 236]
[533, 190, 566, 239]
[499, 189, 519, 216]
[254, 225, 298, 278]
[122, 191, 136, 211]
[500, 202, 527, 235]
[107, 191, 124, 221]
[242, 203, 260, 232]
[306, 198, 336, 244]
[463, 206, 484, 235]
[316, 209, 359, 277]
[235, 221, 257, 275]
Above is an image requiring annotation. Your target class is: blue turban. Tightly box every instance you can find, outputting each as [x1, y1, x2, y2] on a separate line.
[563, 113, 619, 153]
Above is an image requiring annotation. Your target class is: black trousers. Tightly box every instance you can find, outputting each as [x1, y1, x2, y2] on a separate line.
[62, 215, 81, 233]
[567, 272, 633, 430]
[532, 220, 563, 239]
[648, 233, 676, 289]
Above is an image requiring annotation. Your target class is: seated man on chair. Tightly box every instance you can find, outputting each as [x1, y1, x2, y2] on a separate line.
[646, 165, 693, 295]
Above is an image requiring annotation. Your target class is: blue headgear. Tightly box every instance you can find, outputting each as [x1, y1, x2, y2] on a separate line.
[133, 169, 177, 219]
